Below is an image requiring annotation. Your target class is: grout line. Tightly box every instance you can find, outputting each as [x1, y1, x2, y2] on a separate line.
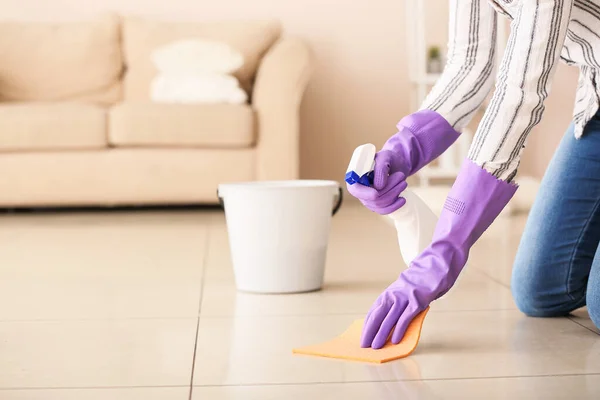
[188, 318, 201, 400]
[468, 265, 512, 289]
[468, 266, 600, 337]
[0, 385, 189, 391]
[0, 317, 200, 323]
[5, 373, 599, 392]
[188, 218, 214, 400]
[566, 315, 600, 336]
[0, 308, 520, 323]
[190, 372, 600, 388]
[196, 308, 519, 320]
[2, 372, 600, 391]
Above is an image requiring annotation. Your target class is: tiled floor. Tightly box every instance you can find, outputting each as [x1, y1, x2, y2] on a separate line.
[0, 203, 598, 399]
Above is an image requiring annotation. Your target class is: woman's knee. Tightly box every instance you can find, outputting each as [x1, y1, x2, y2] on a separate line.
[511, 277, 564, 317]
[588, 303, 600, 331]
[511, 241, 553, 316]
[511, 261, 550, 316]
[586, 286, 600, 330]
[511, 258, 585, 318]
[511, 209, 587, 317]
[512, 284, 582, 317]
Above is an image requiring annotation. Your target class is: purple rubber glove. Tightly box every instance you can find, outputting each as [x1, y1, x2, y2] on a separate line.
[361, 159, 517, 349]
[346, 171, 408, 215]
[347, 110, 460, 214]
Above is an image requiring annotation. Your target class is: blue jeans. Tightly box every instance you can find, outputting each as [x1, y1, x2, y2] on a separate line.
[512, 112, 600, 330]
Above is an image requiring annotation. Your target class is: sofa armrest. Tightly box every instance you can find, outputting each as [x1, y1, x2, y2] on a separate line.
[252, 37, 313, 180]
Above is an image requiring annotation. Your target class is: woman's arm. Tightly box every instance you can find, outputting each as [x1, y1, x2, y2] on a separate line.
[420, 0, 498, 132]
[468, 0, 574, 181]
[357, 0, 497, 187]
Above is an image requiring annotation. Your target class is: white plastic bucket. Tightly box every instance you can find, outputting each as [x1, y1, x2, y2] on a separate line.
[217, 180, 343, 294]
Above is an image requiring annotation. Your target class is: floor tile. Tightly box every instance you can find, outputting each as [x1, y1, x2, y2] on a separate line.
[193, 374, 600, 400]
[0, 387, 189, 400]
[0, 211, 207, 319]
[193, 310, 600, 386]
[2, 197, 596, 395]
[0, 319, 197, 388]
[203, 216, 235, 283]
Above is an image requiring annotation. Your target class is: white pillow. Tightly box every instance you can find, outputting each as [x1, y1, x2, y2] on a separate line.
[150, 73, 248, 104]
[151, 39, 244, 75]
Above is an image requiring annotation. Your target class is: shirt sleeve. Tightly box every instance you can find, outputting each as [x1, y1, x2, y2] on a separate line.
[467, 0, 574, 181]
[419, 0, 498, 133]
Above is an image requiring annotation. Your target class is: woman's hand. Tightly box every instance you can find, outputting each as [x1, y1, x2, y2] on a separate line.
[346, 110, 461, 215]
[361, 272, 431, 349]
[346, 168, 408, 215]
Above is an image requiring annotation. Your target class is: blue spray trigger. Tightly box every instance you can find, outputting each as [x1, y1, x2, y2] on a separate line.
[345, 170, 374, 186]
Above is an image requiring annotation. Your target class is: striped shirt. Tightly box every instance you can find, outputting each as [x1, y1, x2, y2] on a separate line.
[420, 0, 600, 181]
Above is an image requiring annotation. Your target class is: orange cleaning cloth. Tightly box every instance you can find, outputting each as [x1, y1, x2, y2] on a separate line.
[292, 307, 429, 364]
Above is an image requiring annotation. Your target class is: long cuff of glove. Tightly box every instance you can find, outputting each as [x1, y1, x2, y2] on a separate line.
[382, 109, 461, 176]
[402, 159, 518, 300]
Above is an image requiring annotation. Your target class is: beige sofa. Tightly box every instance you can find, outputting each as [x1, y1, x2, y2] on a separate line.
[0, 14, 312, 207]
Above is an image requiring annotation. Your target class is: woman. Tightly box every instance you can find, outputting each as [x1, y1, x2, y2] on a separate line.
[348, 0, 600, 349]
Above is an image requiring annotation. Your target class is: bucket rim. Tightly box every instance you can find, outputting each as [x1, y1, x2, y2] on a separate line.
[218, 179, 340, 191]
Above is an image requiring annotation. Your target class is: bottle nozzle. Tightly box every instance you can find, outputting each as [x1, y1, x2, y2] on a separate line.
[345, 143, 377, 186]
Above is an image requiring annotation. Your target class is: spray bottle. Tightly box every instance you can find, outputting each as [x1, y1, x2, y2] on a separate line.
[345, 143, 438, 264]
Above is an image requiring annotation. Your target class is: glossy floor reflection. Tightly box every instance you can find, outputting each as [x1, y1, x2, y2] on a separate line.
[0, 203, 598, 399]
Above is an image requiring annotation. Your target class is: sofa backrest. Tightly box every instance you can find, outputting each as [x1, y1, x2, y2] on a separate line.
[122, 17, 281, 100]
[0, 14, 122, 104]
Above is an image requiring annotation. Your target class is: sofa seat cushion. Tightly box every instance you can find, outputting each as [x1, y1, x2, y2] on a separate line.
[109, 103, 255, 148]
[0, 149, 256, 206]
[0, 14, 122, 104]
[122, 17, 281, 100]
[0, 103, 107, 151]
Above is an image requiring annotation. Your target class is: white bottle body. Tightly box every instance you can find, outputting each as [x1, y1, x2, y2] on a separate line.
[389, 189, 438, 265]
